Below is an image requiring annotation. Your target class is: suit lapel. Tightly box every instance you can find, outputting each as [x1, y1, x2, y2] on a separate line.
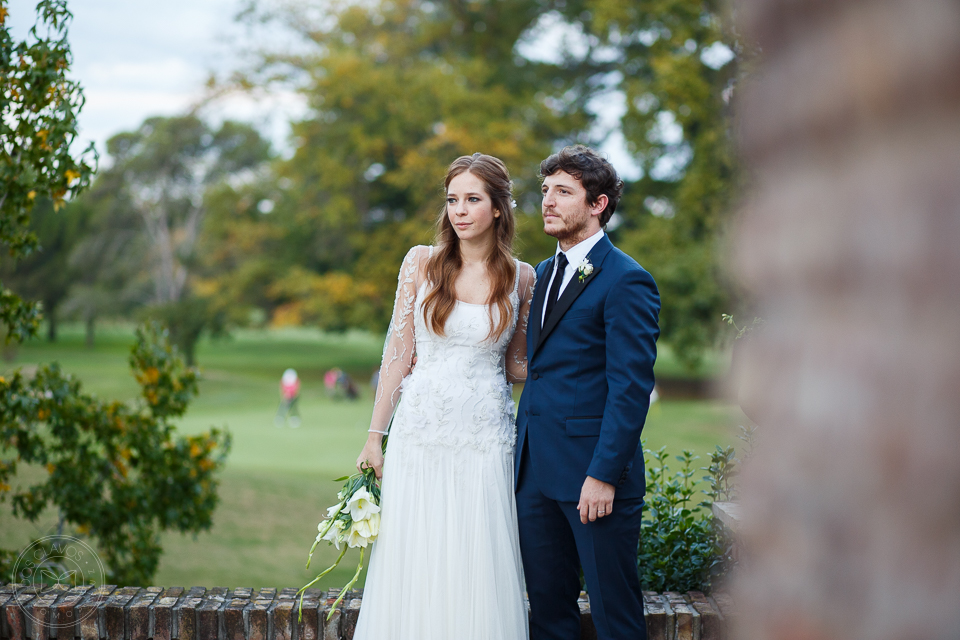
[532, 236, 614, 357]
[534, 267, 601, 355]
[527, 256, 553, 351]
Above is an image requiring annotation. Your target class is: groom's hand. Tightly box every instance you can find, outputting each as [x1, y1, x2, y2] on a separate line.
[578, 476, 615, 524]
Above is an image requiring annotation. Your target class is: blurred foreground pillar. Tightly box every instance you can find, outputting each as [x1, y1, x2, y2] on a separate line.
[732, 1, 960, 639]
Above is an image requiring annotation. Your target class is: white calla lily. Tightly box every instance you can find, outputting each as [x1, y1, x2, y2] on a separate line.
[315, 519, 331, 543]
[347, 487, 381, 521]
[353, 518, 373, 539]
[347, 521, 371, 548]
[323, 519, 345, 549]
[366, 512, 381, 537]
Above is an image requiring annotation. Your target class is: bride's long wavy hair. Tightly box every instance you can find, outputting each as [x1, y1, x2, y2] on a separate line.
[422, 153, 517, 341]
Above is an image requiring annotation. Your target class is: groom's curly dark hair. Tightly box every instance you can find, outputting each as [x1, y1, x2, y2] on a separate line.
[539, 145, 624, 226]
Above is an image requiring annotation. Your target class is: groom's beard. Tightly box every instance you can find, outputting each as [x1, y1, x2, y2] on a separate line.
[543, 204, 593, 246]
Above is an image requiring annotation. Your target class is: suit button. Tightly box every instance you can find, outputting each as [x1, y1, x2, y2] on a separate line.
[531, 372, 540, 380]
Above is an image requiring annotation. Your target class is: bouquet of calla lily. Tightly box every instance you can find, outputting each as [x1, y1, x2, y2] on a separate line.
[297, 448, 383, 621]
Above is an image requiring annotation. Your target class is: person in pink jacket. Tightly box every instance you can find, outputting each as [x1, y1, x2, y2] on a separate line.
[275, 368, 301, 428]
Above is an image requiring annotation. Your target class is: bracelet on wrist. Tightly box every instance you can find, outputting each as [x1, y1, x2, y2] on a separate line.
[368, 429, 388, 435]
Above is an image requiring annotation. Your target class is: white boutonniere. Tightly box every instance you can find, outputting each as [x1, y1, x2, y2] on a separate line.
[577, 258, 594, 282]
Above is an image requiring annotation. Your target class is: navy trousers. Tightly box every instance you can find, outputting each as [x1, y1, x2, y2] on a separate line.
[517, 442, 647, 640]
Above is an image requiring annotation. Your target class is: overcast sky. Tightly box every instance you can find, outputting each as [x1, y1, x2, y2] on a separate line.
[6, 0, 298, 153]
[7, 0, 643, 178]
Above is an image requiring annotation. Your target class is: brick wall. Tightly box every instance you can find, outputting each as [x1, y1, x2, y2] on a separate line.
[1, 584, 731, 640]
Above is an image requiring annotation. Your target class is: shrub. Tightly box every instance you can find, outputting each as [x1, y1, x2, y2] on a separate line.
[0, 322, 231, 585]
[638, 444, 737, 593]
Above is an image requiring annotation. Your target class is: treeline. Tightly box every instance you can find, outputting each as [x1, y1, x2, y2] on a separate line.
[4, 0, 742, 369]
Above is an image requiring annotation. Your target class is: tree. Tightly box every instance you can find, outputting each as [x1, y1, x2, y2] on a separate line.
[585, 0, 743, 368]
[0, 0, 95, 342]
[90, 116, 272, 362]
[103, 116, 270, 305]
[0, 0, 230, 585]
[61, 192, 149, 347]
[0, 196, 91, 341]
[188, 168, 289, 329]
[60, 146, 155, 347]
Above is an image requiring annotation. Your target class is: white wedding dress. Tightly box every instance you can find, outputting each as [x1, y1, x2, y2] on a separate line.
[353, 245, 535, 640]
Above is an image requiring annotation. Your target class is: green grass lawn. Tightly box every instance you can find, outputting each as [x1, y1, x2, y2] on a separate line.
[1, 323, 744, 589]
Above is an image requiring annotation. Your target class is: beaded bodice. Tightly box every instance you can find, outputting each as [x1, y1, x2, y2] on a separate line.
[367, 245, 536, 452]
[392, 285, 519, 451]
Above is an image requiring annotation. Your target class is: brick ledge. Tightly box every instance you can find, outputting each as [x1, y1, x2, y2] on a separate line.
[1, 584, 732, 640]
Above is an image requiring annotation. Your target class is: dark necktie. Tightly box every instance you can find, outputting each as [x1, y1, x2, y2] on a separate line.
[543, 252, 569, 326]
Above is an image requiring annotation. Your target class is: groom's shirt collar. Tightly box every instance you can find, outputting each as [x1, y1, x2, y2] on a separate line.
[555, 228, 605, 275]
[541, 229, 605, 327]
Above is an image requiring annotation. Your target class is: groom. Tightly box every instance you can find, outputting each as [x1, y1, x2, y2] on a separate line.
[516, 145, 660, 640]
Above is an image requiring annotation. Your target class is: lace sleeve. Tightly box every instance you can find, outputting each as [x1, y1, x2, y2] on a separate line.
[505, 262, 536, 383]
[368, 245, 429, 434]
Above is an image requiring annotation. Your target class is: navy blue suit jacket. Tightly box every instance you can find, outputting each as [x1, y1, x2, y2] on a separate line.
[515, 235, 660, 502]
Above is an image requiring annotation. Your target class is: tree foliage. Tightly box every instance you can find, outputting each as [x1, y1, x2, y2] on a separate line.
[219, 0, 741, 362]
[74, 116, 272, 360]
[101, 116, 271, 305]
[0, 0, 95, 341]
[0, 196, 92, 342]
[585, 0, 742, 367]
[61, 186, 146, 347]
[223, 0, 586, 332]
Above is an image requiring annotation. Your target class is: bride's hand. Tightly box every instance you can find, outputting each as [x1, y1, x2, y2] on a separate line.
[356, 435, 385, 479]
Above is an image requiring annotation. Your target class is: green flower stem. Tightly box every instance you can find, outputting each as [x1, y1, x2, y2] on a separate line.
[305, 538, 321, 569]
[296, 544, 348, 621]
[326, 548, 365, 621]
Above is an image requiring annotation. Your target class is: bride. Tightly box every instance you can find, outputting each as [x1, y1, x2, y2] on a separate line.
[352, 153, 535, 639]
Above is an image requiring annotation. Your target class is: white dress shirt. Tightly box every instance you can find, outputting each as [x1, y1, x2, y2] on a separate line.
[540, 229, 605, 328]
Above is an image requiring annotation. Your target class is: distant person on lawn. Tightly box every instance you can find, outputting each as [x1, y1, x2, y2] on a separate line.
[275, 368, 301, 428]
